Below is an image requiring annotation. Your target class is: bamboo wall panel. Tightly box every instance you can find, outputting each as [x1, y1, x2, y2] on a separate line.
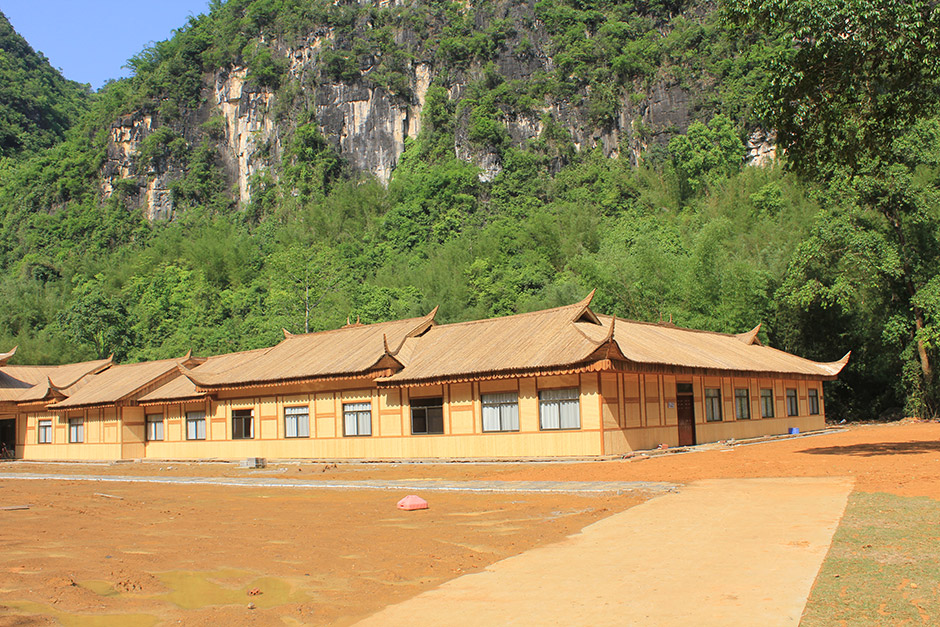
[518, 379, 538, 432]
[622, 374, 641, 428]
[692, 376, 705, 423]
[579, 374, 601, 431]
[625, 425, 678, 451]
[696, 414, 824, 442]
[449, 382, 473, 404]
[600, 374, 619, 430]
[121, 406, 146, 459]
[644, 375, 660, 427]
[449, 408, 475, 435]
[604, 429, 632, 456]
[662, 375, 677, 425]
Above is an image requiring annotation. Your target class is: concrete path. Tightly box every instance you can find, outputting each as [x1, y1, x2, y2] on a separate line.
[357, 477, 854, 626]
[0, 472, 676, 495]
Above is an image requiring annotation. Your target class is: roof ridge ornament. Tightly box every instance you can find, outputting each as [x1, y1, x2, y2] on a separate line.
[735, 324, 762, 345]
[819, 351, 852, 376]
[571, 290, 602, 325]
[0, 345, 17, 366]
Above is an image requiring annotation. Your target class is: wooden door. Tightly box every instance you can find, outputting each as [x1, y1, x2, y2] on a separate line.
[676, 395, 695, 446]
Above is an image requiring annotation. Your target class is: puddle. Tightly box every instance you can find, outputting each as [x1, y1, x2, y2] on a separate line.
[158, 569, 307, 609]
[3, 600, 157, 627]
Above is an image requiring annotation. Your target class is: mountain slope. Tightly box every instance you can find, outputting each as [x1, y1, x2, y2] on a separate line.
[0, 11, 90, 158]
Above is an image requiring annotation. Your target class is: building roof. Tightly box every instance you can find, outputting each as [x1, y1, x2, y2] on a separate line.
[376, 293, 848, 386]
[179, 311, 437, 390]
[48, 357, 186, 410]
[139, 346, 271, 403]
[379, 293, 608, 385]
[603, 316, 849, 379]
[0, 357, 113, 404]
[0, 293, 851, 410]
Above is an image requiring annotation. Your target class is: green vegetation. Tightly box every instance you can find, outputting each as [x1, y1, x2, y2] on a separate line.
[0, 12, 90, 158]
[802, 491, 940, 625]
[0, 0, 939, 420]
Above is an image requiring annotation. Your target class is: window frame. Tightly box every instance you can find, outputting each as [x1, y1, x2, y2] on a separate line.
[343, 402, 372, 437]
[786, 388, 799, 417]
[146, 414, 164, 442]
[68, 417, 84, 443]
[808, 388, 820, 415]
[704, 388, 722, 422]
[284, 405, 310, 438]
[232, 408, 254, 440]
[38, 419, 52, 444]
[538, 387, 581, 431]
[186, 411, 207, 441]
[410, 397, 444, 435]
[760, 388, 775, 418]
[734, 388, 750, 420]
[481, 392, 520, 433]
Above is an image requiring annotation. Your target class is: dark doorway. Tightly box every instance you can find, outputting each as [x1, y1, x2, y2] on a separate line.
[0, 419, 15, 459]
[676, 390, 696, 447]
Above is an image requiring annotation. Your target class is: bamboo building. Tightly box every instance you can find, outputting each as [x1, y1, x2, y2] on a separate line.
[0, 293, 849, 461]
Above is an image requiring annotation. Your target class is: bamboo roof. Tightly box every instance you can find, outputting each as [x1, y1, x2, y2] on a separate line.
[139, 346, 272, 403]
[179, 312, 437, 390]
[601, 316, 850, 379]
[379, 293, 607, 385]
[49, 357, 187, 410]
[0, 357, 112, 403]
[0, 293, 850, 410]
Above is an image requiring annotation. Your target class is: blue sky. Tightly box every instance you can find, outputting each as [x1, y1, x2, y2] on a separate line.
[3, 1, 212, 90]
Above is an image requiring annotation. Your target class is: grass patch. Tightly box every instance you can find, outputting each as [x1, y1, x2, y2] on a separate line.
[802, 492, 940, 625]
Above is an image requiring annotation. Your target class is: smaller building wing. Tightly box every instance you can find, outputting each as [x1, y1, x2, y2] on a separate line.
[49, 357, 185, 410]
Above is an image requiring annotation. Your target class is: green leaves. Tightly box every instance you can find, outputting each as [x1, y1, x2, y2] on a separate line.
[668, 114, 744, 198]
[728, 0, 940, 179]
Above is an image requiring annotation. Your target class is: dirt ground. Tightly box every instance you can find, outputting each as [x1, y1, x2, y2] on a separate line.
[1, 421, 938, 625]
[5, 420, 939, 496]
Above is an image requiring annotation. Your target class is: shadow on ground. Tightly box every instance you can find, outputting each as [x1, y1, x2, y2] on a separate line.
[800, 440, 940, 457]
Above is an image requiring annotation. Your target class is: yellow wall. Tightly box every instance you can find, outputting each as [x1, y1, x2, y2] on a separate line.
[12, 372, 829, 461]
[20, 408, 123, 460]
[595, 374, 826, 455]
[139, 373, 606, 460]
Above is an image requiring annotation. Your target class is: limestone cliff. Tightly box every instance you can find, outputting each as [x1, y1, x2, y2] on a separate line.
[98, 0, 773, 221]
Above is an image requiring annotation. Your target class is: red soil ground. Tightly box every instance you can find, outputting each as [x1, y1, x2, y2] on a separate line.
[0, 421, 937, 625]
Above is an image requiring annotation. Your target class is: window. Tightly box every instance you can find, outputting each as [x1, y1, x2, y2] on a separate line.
[539, 388, 580, 430]
[38, 419, 52, 444]
[232, 409, 254, 439]
[411, 397, 444, 435]
[808, 389, 820, 415]
[705, 388, 722, 422]
[146, 415, 164, 442]
[68, 418, 84, 443]
[482, 392, 519, 432]
[676, 383, 694, 395]
[343, 402, 372, 436]
[734, 389, 750, 420]
[786, 389, 799, 416]
[186, 411, 206, 440]
[760, 389, 775, 418]
[284, 406, 310, 438]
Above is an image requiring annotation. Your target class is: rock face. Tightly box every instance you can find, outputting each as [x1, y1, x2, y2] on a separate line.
[215, 67, 279, 204]
[746, 128, 778, 167]
[99, 2, 751, 220]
